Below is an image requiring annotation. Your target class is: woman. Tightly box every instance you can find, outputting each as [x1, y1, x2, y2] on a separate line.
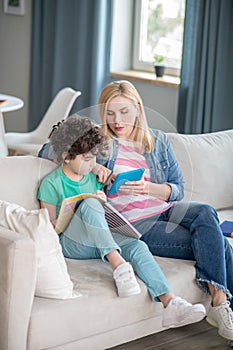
[96, 80, 233, 342]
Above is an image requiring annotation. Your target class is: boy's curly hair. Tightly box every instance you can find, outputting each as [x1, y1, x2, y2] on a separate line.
[49, 114, 109, 164]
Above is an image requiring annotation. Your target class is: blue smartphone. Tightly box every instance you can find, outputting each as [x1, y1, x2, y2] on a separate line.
[108, 168, 145, 195]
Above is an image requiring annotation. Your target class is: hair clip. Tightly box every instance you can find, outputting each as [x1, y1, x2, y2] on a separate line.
[48, 120, 65, 138]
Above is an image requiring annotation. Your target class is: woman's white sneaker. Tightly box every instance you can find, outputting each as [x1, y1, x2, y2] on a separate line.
[206, 302, 233, 340]
[162, 296, 206, 328]
[113, 262, 141, 297]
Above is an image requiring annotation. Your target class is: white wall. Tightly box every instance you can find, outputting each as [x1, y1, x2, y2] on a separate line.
[131, 80, 178, 132]
[111, 0, 179, 130]
[110, 0, 133, 72]
[0, 0, 31, 132]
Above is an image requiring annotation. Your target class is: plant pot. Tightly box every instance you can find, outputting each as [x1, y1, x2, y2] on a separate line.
[154, 65, 165, 78]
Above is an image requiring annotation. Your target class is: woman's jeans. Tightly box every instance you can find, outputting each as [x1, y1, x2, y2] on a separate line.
[60, 198, 172, 301]
[133, 201, 233, 308]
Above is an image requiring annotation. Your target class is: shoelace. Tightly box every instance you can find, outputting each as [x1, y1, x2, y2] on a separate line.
[172, 297, 190, 307]
[227, 302, 233, 324]
[219, 302, 233, 326]
[117, 269, 132, 280]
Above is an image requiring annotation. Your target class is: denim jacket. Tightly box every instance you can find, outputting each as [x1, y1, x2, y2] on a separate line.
[97, 129, 184, 202]
[38, 129, 184, 202]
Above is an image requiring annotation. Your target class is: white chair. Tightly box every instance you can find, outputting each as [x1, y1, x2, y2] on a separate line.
[5, 87, 82, 156]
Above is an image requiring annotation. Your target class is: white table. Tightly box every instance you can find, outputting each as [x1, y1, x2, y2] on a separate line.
[0, 93, 24, 157]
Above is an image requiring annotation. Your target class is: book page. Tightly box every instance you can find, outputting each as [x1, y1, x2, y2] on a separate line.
[104, 202, 141, 239]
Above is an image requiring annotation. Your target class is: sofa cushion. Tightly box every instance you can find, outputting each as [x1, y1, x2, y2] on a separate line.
[168, 129, 233, 210]
[0, 156, 57, 210]
[217, 207, 233, 223]
[27, 257, 210, 349]
[0, 200, 79, 299]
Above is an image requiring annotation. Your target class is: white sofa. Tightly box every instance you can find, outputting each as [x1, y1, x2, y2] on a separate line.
[0, 129, 232, 350]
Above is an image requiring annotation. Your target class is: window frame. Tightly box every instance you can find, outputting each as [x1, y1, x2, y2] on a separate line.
[132, 0, 182, 77]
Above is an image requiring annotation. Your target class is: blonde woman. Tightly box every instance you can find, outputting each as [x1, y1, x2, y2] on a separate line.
[96, 80, 233, 342]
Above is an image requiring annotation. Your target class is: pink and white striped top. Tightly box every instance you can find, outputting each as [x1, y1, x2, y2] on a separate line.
[107, 139, 173, 223]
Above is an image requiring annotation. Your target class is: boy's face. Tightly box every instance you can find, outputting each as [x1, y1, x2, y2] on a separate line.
[69, 152, 96, 176]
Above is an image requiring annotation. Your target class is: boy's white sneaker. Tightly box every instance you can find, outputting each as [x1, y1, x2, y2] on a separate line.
[113, 262, 141, 297]
[162, 296, 206, 328]
[206, 302, 233, 340]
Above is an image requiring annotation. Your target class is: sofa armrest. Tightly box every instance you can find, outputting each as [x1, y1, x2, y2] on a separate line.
[0, 227, 37, 350]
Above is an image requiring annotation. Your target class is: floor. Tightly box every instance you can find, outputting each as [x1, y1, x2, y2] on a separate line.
[108, 319, 233, 350]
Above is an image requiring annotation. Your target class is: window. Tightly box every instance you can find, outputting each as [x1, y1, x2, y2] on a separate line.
[133, 0, 185, 76]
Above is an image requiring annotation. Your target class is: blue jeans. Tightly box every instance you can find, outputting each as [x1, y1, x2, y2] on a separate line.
[133, 201, 233, 308]
[60, 198, 172, 301]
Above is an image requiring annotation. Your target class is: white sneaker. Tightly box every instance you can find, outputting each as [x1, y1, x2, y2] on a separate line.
[206, 302, 233, 340]
[162, 296, 206, 328]
[113, 262, 141, 297]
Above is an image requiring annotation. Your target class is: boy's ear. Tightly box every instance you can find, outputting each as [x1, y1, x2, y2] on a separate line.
[62, 152, 69, 162]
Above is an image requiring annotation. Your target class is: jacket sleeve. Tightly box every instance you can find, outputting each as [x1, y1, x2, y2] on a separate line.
[38, 142, 55, 161]
[165, 136, 184, 201]
[150, 130, 184, 202]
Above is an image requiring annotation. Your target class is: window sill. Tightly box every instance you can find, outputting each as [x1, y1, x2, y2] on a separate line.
[111, 70, 180, 88]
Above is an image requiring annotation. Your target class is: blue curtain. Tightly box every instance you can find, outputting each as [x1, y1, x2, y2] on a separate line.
[28, 0, 112, 130]
[177, 0, 233, 134]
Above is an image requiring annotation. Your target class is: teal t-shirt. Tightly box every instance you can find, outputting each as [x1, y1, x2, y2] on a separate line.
[38, 167, 102, 217]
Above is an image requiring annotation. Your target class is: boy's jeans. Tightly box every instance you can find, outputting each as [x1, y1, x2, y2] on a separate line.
[60, 198, 172, 301]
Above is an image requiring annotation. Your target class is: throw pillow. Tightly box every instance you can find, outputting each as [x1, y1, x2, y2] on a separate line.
[0, 200, 80, 299]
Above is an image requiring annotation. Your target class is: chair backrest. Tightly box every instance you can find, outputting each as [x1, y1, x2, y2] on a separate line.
[33, 87, 82, 140]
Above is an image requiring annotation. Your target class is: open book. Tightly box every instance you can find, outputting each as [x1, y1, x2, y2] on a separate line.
[55, 193, 141, 239]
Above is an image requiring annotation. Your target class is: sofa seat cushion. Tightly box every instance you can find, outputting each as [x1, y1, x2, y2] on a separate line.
[168, 129, 233, 210]
[217, 207, 233, 223]
[27, 257, 210, 350]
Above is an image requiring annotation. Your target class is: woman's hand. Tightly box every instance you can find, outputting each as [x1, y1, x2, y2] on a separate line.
[119, 177, 149, 195]
[94, 190, 107, 201]
[92, 164, 112, 184]
[119, 177, 172, 201]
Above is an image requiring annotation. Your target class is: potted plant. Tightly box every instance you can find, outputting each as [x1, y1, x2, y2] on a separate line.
[153, 54, 166, 78]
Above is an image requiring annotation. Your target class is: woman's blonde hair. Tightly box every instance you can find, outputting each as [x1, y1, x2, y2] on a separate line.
[98, 80, 155, 152]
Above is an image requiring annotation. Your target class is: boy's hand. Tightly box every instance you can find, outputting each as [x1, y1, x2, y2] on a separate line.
[94, 190, 106, 201]
[93, 164, 112, 184]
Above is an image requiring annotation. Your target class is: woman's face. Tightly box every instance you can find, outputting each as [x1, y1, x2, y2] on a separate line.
[106, 96, 138, 139]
